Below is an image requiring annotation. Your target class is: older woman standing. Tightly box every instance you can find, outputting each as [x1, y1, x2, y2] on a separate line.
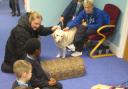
[1, 11, 57, 73]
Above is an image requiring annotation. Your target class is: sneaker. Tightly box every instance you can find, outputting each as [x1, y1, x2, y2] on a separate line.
[67, 44, 75, 51]
[1, 62, 13, 73]
[12, 12, 16, 16]
[71, 51, 82, 57]
[17, 13, 21, 16]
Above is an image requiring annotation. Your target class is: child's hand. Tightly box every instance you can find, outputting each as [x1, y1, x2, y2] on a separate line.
[82, 19, 87, 27]
[48, 78, 57, 86]
[48, 81, 56, 86]
[63, 27, 69, 31]
[50, 78, 56, 83]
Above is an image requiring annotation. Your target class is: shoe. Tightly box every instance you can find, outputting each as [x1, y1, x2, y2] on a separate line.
[10, 11, 13, 14]
[1, 62, 13, 73]
[17, 13, 20, 16]
[67, 44, 75, 51]
[12, 12, 16, 16]
[71, 51, 82, 57]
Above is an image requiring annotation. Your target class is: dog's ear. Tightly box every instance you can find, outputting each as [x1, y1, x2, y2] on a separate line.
[52, 32, 55, 38]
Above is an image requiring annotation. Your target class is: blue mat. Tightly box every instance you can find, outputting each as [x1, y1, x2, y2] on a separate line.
[0, 1, 128, 89]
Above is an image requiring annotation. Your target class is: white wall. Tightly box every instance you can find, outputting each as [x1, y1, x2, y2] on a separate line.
[30, 0, 71, 26]
[94, 0, 128, 58]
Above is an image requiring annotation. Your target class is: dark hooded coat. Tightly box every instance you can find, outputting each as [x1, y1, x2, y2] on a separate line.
[1, 13, 53, 73]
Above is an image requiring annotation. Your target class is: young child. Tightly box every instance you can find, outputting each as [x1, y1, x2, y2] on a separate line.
[12, 60, 39, 89]
[24, 38, 63, 89]
[60, 0, 84, 27]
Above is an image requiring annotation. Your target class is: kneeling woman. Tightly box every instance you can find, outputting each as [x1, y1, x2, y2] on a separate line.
[1, 11, 57, 73]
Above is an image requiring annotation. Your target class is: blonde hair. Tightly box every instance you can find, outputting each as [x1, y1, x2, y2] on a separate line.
[14, 86, 32, 89]
[29, 11, 42, 23]
[13, 60, 32, 78]
[84, 0, 94, 5]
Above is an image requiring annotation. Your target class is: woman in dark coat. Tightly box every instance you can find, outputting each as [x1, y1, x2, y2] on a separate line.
[60, 0, 84, 27]
[1, 11, 57, 73]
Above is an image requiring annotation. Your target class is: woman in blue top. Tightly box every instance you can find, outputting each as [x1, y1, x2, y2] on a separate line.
[64, 0, 110, 57]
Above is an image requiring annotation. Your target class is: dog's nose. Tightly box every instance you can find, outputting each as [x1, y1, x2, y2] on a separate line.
[56, 40, 61, 43]
[58, 40, 60, 43]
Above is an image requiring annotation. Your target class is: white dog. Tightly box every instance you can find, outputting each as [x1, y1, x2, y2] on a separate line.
[52, 27, 77, 58]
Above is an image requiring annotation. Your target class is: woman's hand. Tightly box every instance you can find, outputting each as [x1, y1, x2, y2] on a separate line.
[60, 17, 64, 22]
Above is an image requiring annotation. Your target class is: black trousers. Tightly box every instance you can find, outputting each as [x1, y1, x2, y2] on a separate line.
[73, 26, 96, 52]
[9, 0, 13, 10]
[11, 0, 20, 14]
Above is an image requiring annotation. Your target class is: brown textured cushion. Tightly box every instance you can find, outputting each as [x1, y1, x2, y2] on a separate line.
[41, 57, 86, 80]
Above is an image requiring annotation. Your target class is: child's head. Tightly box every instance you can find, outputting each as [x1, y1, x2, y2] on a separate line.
[14, 86, 32, 89]
[13, 60, 32, 82]
[84, 0, 94, 14]
[25, 38, 41, 57]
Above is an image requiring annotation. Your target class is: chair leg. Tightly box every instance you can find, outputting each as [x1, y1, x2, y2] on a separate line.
[89, 37, 114, 59]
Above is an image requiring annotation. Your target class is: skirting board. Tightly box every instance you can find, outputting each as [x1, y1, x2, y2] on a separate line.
[107, 40, 122, 58]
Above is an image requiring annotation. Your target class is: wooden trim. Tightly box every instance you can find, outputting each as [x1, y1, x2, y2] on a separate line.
[124, 37, 128, 61]
[117, 3, 128, 58]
